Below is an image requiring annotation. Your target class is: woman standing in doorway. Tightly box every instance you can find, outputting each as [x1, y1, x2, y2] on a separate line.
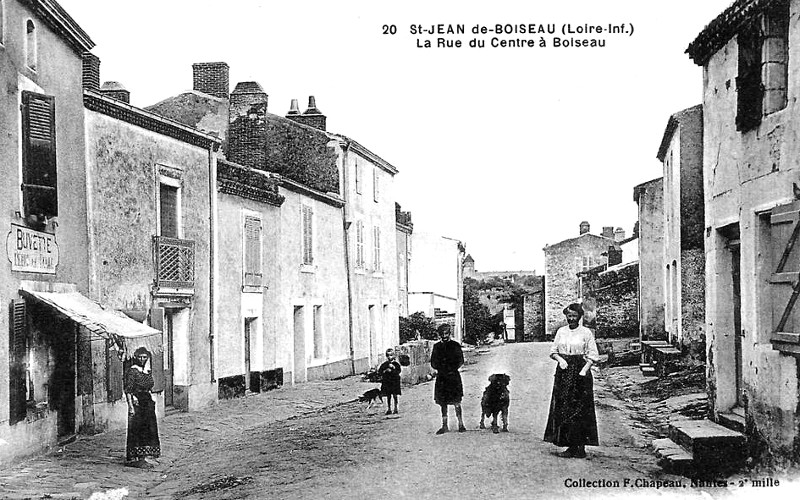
[543, 303, 600, 458]
[125, 347, 161, 468]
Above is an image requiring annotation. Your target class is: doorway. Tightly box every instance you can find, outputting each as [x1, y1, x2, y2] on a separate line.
[293, 306, 306, 383]
[50, 317, 76, 440]
[244, 318, 255, 391]
[729, 240, 744, 407]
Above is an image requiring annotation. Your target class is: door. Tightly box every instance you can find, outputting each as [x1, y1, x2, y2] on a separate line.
[244, 318, 253, 391]
[293, 306, 306, 383]
[368, 305, 376, 365]
[164, 312, 174, 406]
[51, 318, 76, 439]
[730, 242, 744, 407]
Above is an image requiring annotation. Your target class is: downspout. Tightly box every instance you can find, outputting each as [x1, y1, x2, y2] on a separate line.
[208, 144, 218, 382]
[341, 141, 356, 375]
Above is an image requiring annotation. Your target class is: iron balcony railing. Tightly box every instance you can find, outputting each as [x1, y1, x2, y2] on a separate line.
[153, 236, 195, 290]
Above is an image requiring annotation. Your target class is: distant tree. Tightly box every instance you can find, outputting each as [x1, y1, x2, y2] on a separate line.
[463, 279, 501, 345]
[399, 312, 438, 343]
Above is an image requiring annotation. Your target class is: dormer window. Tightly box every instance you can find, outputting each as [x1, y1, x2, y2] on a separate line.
[25, 19, 37, 70]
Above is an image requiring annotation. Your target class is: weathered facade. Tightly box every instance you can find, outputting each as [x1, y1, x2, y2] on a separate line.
[0, 0, 95, 464]
[634, 178, 666, 341]
[523, 278, 546, 341]
[656, 105, 706, 360]
[688, 0, 799, 467]
[543, 222, 618, 335]
[581, 262, 640, 338]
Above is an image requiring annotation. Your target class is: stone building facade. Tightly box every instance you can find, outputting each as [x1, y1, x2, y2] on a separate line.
[543, 222, 619, 335]
[656, 105, 706, 360]
[523, 276, 546, 341]
[396, 203, 413, 317]
[634, 178, 666, 341]
[688, 0, 800, 467]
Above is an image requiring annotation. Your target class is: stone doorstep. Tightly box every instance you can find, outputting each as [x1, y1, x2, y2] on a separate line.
[668, 419, 746, 463]
[717, 411, 746, 434]
[653, 437, 694, 470]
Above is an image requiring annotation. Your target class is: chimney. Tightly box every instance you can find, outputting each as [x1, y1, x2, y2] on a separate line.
[286, 96, 327, 130]
[99, 81, 130, 103]
[614, 227, 626, 242]
[82, 52, 100, 91]
[607, 245, 623, 266]
[579, 221, 590, 235]
[601, 226, 614, 239]
[227, 81, 268, 168]
[192, 62, 230, 99]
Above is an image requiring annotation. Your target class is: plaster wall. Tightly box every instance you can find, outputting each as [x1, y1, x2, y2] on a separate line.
[637, 178, 666, 340]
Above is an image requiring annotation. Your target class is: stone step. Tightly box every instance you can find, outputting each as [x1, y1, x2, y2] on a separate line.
[652, 437, 693, 473]
[640, 365, 657, 376]
[669, 419, 746, 470]
[717, 411, 746, 434]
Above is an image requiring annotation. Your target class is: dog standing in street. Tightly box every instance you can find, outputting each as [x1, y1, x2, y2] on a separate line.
[358, 388, 383, 410]
[479, 373, 510, 433]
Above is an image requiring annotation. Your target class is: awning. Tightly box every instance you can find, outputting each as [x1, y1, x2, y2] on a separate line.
[21, 290, 163, 358]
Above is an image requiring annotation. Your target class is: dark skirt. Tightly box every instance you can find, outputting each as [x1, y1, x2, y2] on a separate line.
[381, 376, 402, 396]
[126, 392, 161, 461]
[543, 355, 599, 447]
[434, 370, 463, 405]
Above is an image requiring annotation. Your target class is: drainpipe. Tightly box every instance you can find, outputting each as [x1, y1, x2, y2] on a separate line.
[208, 144, 218, 382]
[340, 141, 356, 375]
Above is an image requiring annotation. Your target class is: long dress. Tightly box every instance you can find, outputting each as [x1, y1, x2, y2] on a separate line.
[379, 360, 402, 396]
[430, 339, 464, 404]
[125, 366, 161, 462]
[543, 325, 600, 447]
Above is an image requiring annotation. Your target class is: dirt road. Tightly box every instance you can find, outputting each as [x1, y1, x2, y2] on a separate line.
[144, 343, 700, 500]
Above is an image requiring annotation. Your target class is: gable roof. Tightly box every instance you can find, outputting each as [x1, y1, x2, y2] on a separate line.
[22, 0, 95, 54]
[656, 105, 702, 162]
[543, 232, 618, 252]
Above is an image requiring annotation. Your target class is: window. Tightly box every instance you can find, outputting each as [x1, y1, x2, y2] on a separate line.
[372, 168, 380, 202]
[21, 91, 57, 220]
[581, 255, 595, 271]
[355, 161, 362, 194]
[355, 220, 365, 269]
[302, 204, 314, 265]
[159, 182, 179, 238]
[313, 305, 323, 359]
[25, 19, 36, 70]
[372, 225, 381, 272]
[244, 215, 262, 289]
[736, 1, 789, 131]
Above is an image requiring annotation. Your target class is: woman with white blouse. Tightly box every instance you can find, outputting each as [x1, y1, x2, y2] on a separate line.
[543, 302, 600, 458]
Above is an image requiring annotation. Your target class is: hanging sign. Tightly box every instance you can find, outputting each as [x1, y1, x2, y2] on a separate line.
[6, 224, 59, 274]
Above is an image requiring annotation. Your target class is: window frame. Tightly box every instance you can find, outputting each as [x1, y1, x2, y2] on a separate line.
[157, 175, 182, 239]
[21, 91, 57, 220]
[301, 203, 314, 267]
[243, 213, 263, 291]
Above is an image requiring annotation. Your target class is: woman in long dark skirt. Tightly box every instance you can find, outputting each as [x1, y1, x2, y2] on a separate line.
[125, 347, 161, 468]
[543, 303, 600, 458]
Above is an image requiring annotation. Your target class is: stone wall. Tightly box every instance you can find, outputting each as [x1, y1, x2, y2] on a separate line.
[595, 262, 639, 338]
[680, 248, 705, 361]
[523, 290, 546, 341]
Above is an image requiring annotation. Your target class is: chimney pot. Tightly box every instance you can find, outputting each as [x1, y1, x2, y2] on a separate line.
[579, 221, 590, 235]
[287, 98, 300, 115]
[614, 227, 626, 242]
[99, 81, 130, 103]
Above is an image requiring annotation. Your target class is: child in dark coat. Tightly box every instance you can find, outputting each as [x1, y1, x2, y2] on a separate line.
[379, 348, 402, 415]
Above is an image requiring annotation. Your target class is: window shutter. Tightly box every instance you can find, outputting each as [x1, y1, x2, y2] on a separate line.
[769, 201, 800, 354]
[373, 169, 379, 202]
[244, 216, 262, 286]
[106, 339, 124, 401]
[21, 91, 57, 218]
[148, 307, 166, 393]
[159, 184, 179, 238]
[355, 220, 364, 268]
[302, 206, 313, 265]
[8, 300, 27, 425]
[355, 162, 362, 194]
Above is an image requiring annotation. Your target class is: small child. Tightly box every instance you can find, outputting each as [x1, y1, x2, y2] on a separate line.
[378, 348, 402, 415]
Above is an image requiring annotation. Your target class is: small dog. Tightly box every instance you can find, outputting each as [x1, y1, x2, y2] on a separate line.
[358, 388, 383, 410]
[479, 373, 510, 433]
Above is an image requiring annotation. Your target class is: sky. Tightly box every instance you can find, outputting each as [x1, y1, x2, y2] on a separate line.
[58, 0, 735, 273]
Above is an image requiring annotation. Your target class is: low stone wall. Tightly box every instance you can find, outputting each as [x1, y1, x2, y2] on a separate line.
[395, 340, 436, 385]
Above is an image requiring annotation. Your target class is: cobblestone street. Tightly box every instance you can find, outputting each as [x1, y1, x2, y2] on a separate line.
[0, 343, 773, 500]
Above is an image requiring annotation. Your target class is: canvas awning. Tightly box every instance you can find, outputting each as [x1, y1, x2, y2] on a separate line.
[21, 290, 163, 358]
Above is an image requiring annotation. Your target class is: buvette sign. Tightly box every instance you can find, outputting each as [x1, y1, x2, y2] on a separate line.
[6, 224, 59, 274]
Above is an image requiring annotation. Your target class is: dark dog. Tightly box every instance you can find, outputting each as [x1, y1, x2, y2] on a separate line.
[479, 373, 510, 433]
[358, 388, 383, 410]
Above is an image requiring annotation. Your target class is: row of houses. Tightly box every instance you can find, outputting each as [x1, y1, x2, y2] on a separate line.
[540, 0, 800, 470]
[0, 0, 464, 465]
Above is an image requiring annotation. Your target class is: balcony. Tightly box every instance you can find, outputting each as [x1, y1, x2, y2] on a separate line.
[153, 236, 195, 294]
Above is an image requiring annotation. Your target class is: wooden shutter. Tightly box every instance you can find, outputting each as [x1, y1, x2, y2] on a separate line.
[106, 339, 124, 401]
[148, 307, 166, 392]
[159, 184, 179, 238]
[21, 91, 57, 218]
[244, 216, 262, 287]
[302, 205, 313, 265]
[373, 168, 379, 202]
[8, 300, 27, 425]
[373, 226, 381, 272]
[769, 200, 800, 353]
[355, 162, 361, 194]
[736, 23, 764, 131]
